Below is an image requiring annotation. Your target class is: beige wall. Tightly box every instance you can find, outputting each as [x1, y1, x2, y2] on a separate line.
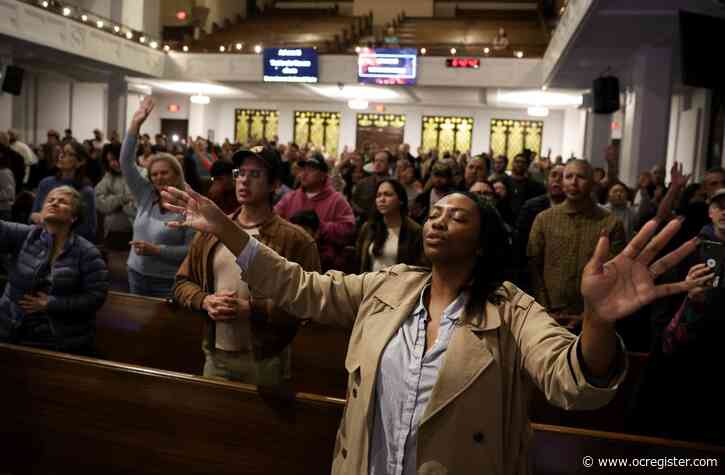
[354, 0, 433, 25]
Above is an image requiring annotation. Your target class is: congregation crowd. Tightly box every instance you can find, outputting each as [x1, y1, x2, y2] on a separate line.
[0, 96, 723, 448]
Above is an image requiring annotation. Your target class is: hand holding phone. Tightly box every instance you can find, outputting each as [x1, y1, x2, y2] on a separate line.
[698, 240, 724, 288]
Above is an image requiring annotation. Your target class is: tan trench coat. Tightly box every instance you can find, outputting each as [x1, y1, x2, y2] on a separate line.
[243, 243, 628, 475]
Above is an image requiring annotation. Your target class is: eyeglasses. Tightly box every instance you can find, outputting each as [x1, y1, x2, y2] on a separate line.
[232, 168, 264, 179]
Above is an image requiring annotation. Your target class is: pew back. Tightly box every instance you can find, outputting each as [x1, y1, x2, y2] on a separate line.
[1, 343, 722, 475]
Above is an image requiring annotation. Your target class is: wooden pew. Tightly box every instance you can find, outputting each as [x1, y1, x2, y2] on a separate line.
[95, 291, 651, 428]
[1, 343, 722, 474]
[95, 291, 204, 375]
[0, 343, 341, 475]
[95, 291, 349, 398]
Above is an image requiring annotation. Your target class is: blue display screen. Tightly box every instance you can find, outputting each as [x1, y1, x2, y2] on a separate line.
[263, 48, 319, 83]
[357, 48, 417, 85]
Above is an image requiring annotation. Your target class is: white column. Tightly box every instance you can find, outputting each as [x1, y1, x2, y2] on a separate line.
[107, 74, 128, 139]
[620, 46, 673, 187]
[188, 102, 208, 139]
[561, 107, 586, 160]
[584, 109, 611, 169]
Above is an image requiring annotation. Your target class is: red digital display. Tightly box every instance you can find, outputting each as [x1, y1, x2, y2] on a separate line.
[446, 58, 480, 69]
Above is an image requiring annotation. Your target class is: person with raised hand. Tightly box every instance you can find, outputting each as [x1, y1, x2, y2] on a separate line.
[120, 96, 194, 298]
[161, 185, 708, 475]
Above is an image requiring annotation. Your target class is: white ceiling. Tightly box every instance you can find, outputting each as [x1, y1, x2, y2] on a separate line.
[548, 0, 725, 89]
[126, 78, 585, 110]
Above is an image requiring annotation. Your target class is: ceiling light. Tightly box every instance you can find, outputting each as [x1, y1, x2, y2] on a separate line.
[62, 7, 71, 16]
[254, 44, 262, 54]
[81, 14, 88, 22]
[483, 47, 490, 54]
[139, 36, 146, 43]
[172, 134, 180, 142]
[493, 90, 583, 108]
[515, 50, 524, 58]
[176, 10, 188, 21]
[164, 45, 171, 52]
[348, 98, 369, 110]
[41, 1, 48, 8]
[528, 106, 549, 117]
[219, 45, 225, 52]
[355, 46, 361, 53]
[150, 41, 158, 49]
[182, 45, 189, 52]
[235, 43, 242, 51]
[541, 85, 548, 91]
[450, 48, 457, 55]
[96, 20, 104, 29]
[308, 84, 399, 101]
[129, 80, 240, 96]
[125, 31, 133, 40]
[420, 47, 427, 55]
[190, 94, 210, 105]
[114, 25, 120, 33]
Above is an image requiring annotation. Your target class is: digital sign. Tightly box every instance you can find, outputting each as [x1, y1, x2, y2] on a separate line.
[263, 48, 319, 83]
[358, 48, 417, 86]
[446, 58, 480, 69]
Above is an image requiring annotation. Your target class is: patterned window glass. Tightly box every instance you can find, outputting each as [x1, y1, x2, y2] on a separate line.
[234, 109, 278, 144]
[489, 119, 544, 166]
[420, 116, 474, 155]
[294, 111, 341, 157]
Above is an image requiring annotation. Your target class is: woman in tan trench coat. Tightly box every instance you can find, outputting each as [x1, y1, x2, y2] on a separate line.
[162, 180, 704, 475]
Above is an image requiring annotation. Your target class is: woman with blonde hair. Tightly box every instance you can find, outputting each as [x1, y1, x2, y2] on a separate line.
[120, 97, 194, 297]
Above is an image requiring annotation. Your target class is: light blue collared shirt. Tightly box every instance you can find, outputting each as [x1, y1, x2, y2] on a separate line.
[369, 285, 467, 475]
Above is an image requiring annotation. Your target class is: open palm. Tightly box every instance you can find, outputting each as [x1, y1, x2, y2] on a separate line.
[161, 186, 228, 234]
[582, 219, 708, 322]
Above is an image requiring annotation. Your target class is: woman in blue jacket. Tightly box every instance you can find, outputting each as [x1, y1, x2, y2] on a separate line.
[0, 185, 109, 355]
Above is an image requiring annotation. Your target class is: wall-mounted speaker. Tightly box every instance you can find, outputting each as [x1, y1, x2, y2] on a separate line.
[592, 76, 620, 114]
[1, 65, 24, 96]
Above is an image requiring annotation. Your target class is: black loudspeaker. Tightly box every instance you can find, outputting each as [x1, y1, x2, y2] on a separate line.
[1, 65, 24, 96]
[592, 76, 620, 114]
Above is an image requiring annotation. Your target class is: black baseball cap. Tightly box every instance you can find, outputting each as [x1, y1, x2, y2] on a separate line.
[232, 146, 281, 180]
[297, 152, 329, 173]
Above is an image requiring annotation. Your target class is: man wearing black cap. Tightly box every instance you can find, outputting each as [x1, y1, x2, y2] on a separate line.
[274, 151, 355, 272]
[174, 146, 321, 386]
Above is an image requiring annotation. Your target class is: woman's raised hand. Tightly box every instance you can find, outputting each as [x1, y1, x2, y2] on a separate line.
[161, 186, 228, 235]
[581, 218, 711, 322]
[130, 96, 155, 134]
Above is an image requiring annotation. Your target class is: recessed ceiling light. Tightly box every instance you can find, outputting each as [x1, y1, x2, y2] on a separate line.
[483, 47, 490, 54]
[96, 20, 104, 29]
[113, 25, 120, 33]
[450, 47, 457, 55]
[62, 7, 71, 16]
[150, 41, 158, 49]
[41, 1, 48, 8]
[81, 14, 88, 22]
[541, 85, 548, 91]
[182, 45, 189, 52]
[164, 45, 171, 52]
[355, 46, 361, 53]
[515, 50, 524, 58]
[235, 43, 242, 50]
[309, 84, 399, 101]
[254, 44, 262, 54]
[420, 47, 427, 55]
[139, 36, 146, 43]
[219, 45, 225, 52]
[125, 31, 133, 40]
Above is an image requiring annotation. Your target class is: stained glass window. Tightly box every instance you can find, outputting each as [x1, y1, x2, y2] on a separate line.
[294, 111, 341, 157]
[489, 119, 544, 165]
[421, 116, 474, 155]
[234, 109, 278, 145]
